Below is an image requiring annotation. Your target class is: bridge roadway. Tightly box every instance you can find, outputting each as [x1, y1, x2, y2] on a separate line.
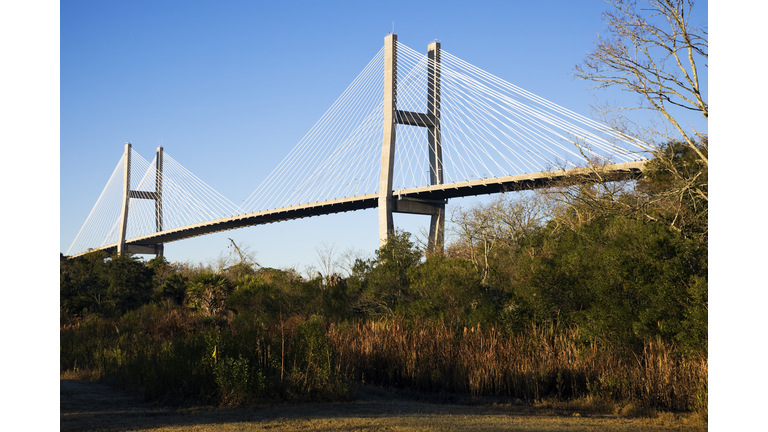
[73, 161, 645, 257]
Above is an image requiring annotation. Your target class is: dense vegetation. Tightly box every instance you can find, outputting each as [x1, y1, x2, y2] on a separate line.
[61, 142, 707, 413]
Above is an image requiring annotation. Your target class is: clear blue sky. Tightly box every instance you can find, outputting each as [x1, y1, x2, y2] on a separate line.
[60, 0, 708, 270]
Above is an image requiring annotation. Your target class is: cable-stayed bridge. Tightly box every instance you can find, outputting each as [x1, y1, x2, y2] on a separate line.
[66, 35, 648, 258]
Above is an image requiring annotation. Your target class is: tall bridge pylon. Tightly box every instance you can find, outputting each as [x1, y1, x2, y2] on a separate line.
[117, 142, 165, 256]
[380, 34, 446, 252]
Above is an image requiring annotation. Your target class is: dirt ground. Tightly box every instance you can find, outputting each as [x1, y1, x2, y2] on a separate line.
[61, 379, 706, 432]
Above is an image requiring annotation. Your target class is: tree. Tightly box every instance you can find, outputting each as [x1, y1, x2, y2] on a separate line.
[346, 230, 422, 316]
[60, 251, 109, 318]
[575, 0, 707, 160]
[103, 254, 154, 315]
[513, 213, 707, 351]
[187, 271, 231, 316]
[568, 0, 707, 237]
[546, 141, 707, 240]
[60, 251, 155, 318]
[315, 241, 341, 283]
[405, 255, 485, 324]
[157, 273, 189, 305]
[447, 193, 549, 283]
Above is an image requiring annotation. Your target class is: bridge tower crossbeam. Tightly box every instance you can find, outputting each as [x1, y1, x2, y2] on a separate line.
[379, 34, 446, 253]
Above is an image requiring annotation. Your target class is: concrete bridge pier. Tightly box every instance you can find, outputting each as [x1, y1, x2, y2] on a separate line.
[426, 40, 444, 254]
[117, 142, 131, 256]
[379, 33, 398, 248]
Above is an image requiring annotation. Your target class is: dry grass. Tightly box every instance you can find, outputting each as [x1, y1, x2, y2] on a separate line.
[329, 319, 708, 413]
[60, 368, 102, 381]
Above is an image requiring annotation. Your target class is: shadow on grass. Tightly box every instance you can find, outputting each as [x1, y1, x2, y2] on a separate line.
[61, 379, 706, 432]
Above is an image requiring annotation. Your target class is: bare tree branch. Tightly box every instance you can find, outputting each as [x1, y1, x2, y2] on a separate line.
[574, 0, 707, 167]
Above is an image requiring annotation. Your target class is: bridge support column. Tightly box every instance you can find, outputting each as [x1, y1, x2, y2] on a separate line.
[156, 146, 163, 233]
[378, 33, 397, 247]
[155, 146, 164, 256]
[117, 142, 131, 255]
[426, 40, 444, 254]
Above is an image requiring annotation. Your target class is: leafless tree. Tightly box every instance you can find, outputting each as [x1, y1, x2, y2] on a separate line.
[565, 0, 707, 237]
[447, 193, 550, 282]
[225, 238, 258, 266]
[207, 251, 232, 274]
[227, 238, 259, 266]
[575, 0, 707, 162]
[315, 241, 342, 283]
[337, 246, 368, 277]
[303, 264, 319, 281]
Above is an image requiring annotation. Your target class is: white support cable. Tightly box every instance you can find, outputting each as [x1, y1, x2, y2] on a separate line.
[394, 125, 418, 190]
[282, 67, 384, 203]
[314, 67, 383, 197]
[242, 48, 385, 212]
[441, 73, 560, 173]
[91, 166, 125, 247]
[159, 175, 193, 229]
[443, 51, 649, 156]
[325, 108, 384, 200]
[356, 118, 384, 194]
[164, 154, 240, 214]
[290, 103, 377, 204]
[440, 90, 495, 179]
[435, 51, 631, 179]
[457, 75, 625, 166]
[165, 157, 237, 217]
[296, 87, 385, 203]
[441, 84, 534, 174]
[66, 155, 125, 255]
[166, 169, 219, 226]
[439, 97, 480, 183]
[102, 217, 121, 248]
[437, 114, 477, 183]
[160, 176, 210, 228]
[442, 61, 567, 163]
[444, 69, 623, 164]
[250, 63, 381, 209]
[446, 66, 560, 169]
[160, 160, 222, 225]
[442, 99, 532, 176]
[163, 159, 208, 225]
[96, 177, 124, 248]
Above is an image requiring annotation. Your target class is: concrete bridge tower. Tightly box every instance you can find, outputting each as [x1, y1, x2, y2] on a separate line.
[379, 34, 446, 254]
[116, 142, 165, 256]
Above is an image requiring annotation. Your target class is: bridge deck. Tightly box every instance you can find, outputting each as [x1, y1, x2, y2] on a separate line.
[72, 161, 645, 257]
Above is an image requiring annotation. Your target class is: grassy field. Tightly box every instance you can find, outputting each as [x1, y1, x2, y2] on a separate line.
[61, 378, 707, 432]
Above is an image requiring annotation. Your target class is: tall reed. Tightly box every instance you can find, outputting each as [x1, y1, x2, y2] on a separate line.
[328, 318, 707, 411]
